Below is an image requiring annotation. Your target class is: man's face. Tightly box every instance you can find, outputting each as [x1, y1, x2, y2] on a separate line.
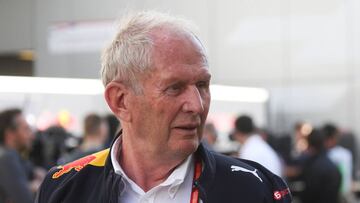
[12, 115, 34, 152]
[127, 31, 211, 160]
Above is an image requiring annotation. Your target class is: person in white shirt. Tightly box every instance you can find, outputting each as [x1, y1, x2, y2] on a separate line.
[233, 115, 283, 176]
[323, 123, 353, 200]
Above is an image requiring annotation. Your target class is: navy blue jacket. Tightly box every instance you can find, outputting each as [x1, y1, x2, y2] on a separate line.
[36, 138, 292, 203]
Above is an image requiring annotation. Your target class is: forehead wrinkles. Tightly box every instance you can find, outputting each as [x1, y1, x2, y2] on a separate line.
[150, 28, 208, 68]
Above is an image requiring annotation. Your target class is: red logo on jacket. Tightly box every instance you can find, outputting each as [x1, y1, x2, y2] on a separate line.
[273, 188, 290, 200]
[52, 155, 96, 179]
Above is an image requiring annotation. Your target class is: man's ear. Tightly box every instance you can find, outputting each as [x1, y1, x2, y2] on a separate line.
[104, 81, 131, 122]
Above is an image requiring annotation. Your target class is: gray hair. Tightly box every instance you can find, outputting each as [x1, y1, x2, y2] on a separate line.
[100, 11, 199, 93]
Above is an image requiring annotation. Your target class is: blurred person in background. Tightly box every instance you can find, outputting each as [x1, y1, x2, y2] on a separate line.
[258, 129, 293, 165]
[31, 126, 71, 169]
[283, 122, 313, 190]
[0, 108, 36, 203]
[104, 113, 120, 148]
[37, 11, 291, 203]
[201, 122, 218, 151]
[233, 115, 283, 177]
[337, 131, 358, 181]
[58, 113, 108, 164]
[293, 121, 313, 156]
[296, 128, 341, 203]
[323, 123, 354, 203]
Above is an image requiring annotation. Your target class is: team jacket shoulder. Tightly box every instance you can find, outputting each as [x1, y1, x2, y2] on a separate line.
[51, 148, 109, 179]
[210, 152, 292, 202]
[36, 149, 110, 203]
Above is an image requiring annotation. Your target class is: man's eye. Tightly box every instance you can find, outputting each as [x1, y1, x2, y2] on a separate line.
[166, 84, 183, 95]
[196, 81, 209, 89]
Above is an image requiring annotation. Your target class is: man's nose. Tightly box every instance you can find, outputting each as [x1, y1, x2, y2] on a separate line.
[182, 86, 204, 114]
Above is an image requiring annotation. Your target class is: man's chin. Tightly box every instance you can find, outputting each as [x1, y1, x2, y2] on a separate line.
[173, 139, 200, 156]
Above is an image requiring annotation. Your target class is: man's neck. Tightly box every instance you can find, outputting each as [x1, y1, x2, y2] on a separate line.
[118, 136, 188, 192]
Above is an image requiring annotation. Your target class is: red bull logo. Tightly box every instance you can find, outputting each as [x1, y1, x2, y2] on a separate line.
[52, 155, 96, 179]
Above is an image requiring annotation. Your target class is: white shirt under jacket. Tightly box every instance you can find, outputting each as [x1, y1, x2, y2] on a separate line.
[111, 137, 196, 203]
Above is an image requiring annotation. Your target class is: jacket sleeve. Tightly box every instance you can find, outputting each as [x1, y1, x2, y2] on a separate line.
[242, 159, 292, 203]
[35, 170, 48, 203]
[35, 166, 60, 203]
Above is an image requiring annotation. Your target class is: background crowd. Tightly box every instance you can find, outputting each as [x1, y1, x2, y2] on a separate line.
[0, 106, 358, 203]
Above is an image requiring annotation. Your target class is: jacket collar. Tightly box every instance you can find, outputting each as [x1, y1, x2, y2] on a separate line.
[196, 144, 216, 202]
[104, 130, 217, 202]
[104, 129, 122, 171]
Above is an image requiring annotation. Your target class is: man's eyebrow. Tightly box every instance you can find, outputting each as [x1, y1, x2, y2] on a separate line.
[197, 70, 211, 81]
[154, 76, 182, 88]
[158, 77, 185, 86]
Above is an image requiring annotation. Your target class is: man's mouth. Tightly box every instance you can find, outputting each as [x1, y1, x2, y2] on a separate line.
[173, 123, 200, 131]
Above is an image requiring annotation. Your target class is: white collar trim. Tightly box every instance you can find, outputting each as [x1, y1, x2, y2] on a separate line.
[110, 136, 194, 198]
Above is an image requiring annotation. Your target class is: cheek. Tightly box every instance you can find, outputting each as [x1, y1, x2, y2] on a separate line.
[138, 101, 171, 132]
[202, 95, 211, 114]
[155, 106, 177, 129]
[132, 96, 154, 119]
[202, 90, 211, 105]
[154, 99, 178, 118]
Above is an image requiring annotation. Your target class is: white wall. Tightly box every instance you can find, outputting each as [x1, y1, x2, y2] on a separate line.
[0, 0, 34, 53]
[33, 0, 212, 78]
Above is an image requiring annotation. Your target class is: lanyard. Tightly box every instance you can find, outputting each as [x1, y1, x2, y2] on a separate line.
[190, 156, 202, 203]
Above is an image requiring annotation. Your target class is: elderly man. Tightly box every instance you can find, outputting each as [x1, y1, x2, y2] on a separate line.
[37, 11, 291, 203]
